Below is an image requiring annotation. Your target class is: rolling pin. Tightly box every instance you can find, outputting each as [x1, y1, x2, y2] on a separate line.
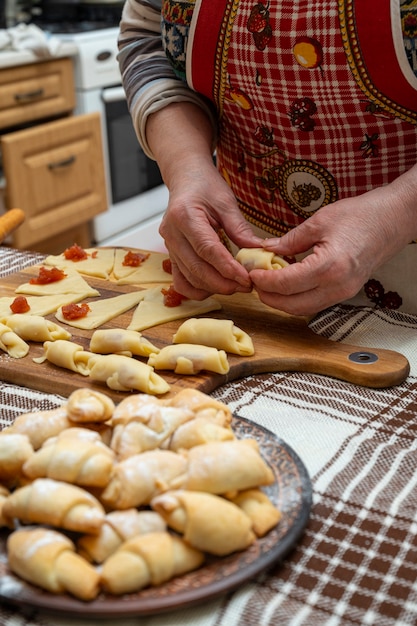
[0, 209, 25, 243]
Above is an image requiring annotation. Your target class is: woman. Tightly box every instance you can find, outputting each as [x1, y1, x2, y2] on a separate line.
[118, 0, 417, 315]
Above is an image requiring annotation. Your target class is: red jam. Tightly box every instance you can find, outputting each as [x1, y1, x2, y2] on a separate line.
[29, 266, 67, 284]
[122, 250, 150, 267]
[10, 296, 30, 313]
[61, 302, 91, 320]
[161, 285, 188, 307]
[63, 243, 88, 261]
[162, 258, 172, 274]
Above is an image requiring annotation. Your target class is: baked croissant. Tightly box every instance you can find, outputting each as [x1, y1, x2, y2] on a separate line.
[66, 388, 115, 423]
[0, 432, 34, 487]
[178, 439, 275, 495]
[151, 490, 256, 556]
[77, 509, 166, 563]
[22, 427, 115, 488]
[3, 478, 106, 534]
[167, 388, 232, 424]
[165, 416, 235, 451]
[228, 489, 282, 537]
[100, 450, 187, 510]
[0, 485, 13, 528]
[2, 406, 71, 449]
[109, 405, 194, 459]
[100, 531, 204, 595]
[7, 527, 100, 601]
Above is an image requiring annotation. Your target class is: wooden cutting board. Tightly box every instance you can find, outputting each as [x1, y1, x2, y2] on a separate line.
[0, 262, 410, 402]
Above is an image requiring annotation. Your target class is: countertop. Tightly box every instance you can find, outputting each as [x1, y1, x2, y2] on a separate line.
[0, 28, 78, 69]
[0, 246, 417, 626]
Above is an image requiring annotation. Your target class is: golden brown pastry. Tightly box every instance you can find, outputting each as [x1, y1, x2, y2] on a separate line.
[87, 353, 171, 395]
[172, 318, 254, 356]
[151, 490, 256, 556]
[7, 527, 100, 601]
[100, 450, 187, 510]
[111, 393, 167, 426]
[90, 328, 160, 357]
[110, 405, 194, 459]
[22, 427, 115, 488]
[0, 432, 34, 487]
[165, 416, 235, 451]
[148, 343, 230, 375]
[66, 388, 115, 423]
[167, 388, 232, 424]
[3, 478, 106, 534]
[178, 439, 275, 495]
[77, 509, 166, 563]
[235, 247, 288, 271]
[0, 485, 13, 528]
[100, 531, 204, 595]
[228, 489, 282, 536]
[2, 406, 71, 450]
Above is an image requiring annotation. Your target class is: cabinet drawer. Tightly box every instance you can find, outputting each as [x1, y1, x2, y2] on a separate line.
[1, 112, 108, 249]
[0, 58, 76, 130]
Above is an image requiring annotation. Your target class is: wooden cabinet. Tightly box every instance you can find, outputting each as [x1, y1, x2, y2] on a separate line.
[0, 58, 76, 130]
[1, 112, 107, 251]
[0, 57, 108, 253]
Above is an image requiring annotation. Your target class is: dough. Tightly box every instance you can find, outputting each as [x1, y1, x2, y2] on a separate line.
[1, 314, 71, 342]
[127, 286, 222, 332]
[88, 353, 171, 395]
[90, 328, 160, 357]
[148, 343, 230, 375]
[173, 318, 254, 355]
[113, 248, 172, 284]
[44, 248, 116, 280]
[235, 247, 288, 271]
[16, 266, 100, 298]
[33, 340, 91, 376]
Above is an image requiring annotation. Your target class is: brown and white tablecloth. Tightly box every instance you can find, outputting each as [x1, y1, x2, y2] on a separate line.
[0, 246, 416, 626]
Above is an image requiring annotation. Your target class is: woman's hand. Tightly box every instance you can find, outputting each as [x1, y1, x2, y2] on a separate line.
[254, 169, 417, 316]
[159, 160, 263, 300]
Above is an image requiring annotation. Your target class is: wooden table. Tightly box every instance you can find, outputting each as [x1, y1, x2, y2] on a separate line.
[0, 245, 416, 626]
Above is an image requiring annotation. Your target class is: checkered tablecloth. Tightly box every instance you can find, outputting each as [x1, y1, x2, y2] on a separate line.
[0, 246, 416, 626]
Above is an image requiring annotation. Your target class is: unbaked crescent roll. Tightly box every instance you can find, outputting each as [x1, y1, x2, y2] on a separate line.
[90, 328, 160, 357]
[173, 318, 254, 356]
[0, 314, 71, 342]
[179, 439, 275, 495]
[66, 388, 115, 423]
[77, 509, 166, 563]
[22, 427, 115, 488]
[100, 531, 204, 595]
[88, 354, 170, 395]
[100, 449, 187, 509]
[151, 490, 256, 556]
[235, 247, 288, 271]
[3, 478, 106, 534]
[33, 340, 91, 376]
[148, 343, 229, 375]
[7, 527, 100, 601]
[0, 321, 29, 358]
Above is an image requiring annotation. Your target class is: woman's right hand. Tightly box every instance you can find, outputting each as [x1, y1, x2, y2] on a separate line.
[159, 158, 262, 300]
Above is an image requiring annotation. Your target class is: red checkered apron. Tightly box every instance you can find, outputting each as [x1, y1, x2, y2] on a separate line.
[186, 0, 417, 236]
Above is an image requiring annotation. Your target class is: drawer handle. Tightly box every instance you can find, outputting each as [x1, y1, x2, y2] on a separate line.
[48, 155, 76, 170]
[14, 88, 45, 102]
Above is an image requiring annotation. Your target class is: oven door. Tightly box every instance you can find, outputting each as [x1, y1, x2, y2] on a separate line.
[101, 86, 163, 205]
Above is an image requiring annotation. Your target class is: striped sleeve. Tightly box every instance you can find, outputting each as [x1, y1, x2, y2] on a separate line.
[118, 0, 217, 159]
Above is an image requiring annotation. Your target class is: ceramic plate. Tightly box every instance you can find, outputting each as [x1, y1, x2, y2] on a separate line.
[0, 416, 312, 618]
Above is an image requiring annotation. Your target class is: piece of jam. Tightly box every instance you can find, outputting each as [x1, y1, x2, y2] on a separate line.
[162, 258, 172, 274]
[61, 302, 91, 320]
[122, 251, 150, 267]
[10, 296, 30, 313]
[161, 285, 188, 307]
[29, 266, 66, 284]
[63, 243, 89, 261]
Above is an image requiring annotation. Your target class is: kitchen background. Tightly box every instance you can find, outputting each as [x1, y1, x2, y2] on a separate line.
[0, 0, 169, 252]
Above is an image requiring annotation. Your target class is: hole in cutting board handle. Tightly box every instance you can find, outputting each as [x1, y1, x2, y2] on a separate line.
[348, 351, 379, 364]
